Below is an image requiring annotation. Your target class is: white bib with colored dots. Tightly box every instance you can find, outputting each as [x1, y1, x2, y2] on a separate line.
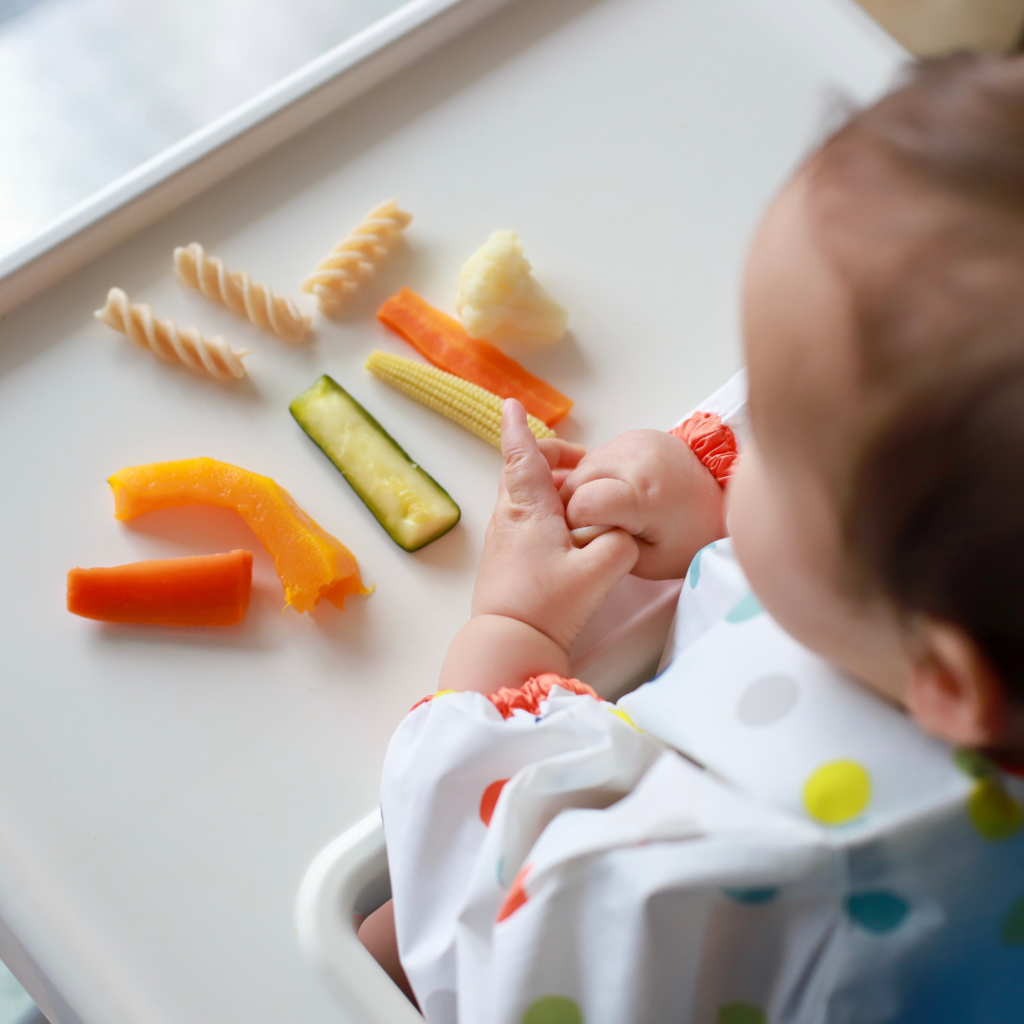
[381, 541, 1024, 1024]
[620, 539, 970, 833]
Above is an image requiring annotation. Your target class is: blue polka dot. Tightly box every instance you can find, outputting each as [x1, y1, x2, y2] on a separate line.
[688, 542, 717, 589]
[724, 887, 779, 905]
[846, 892, 909, 933]
[725, 592, 764, 623]
[496, 857, 505, 884]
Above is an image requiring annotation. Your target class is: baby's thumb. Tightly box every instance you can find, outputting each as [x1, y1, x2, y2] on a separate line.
[501, 399, 560, 514]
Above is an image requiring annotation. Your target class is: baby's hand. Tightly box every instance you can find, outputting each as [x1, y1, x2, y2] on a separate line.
[472, 401, 639, 653]
[560, 429, 726, 580]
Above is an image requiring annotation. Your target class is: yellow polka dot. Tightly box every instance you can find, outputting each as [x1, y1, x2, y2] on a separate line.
[1001, 893, 1024, 947]
[968, 778, 1024, 842]
[523, 996, 584, 1024]
[433, 689, 456, 699]
[803, 760, 871, 826]
[717, 1004, 768, 1024]
[609, 707, 642, 731]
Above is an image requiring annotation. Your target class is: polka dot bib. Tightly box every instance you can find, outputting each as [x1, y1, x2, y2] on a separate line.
[622, 540, 981, 835]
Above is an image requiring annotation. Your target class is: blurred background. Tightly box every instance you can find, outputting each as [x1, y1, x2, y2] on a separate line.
[1, 0, 1023, 257]
[1, 0, 1023, 1020]
[0, 0, 408, 254]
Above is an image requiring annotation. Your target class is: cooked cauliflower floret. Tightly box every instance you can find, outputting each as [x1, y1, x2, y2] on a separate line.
[455, 230, 568, 347]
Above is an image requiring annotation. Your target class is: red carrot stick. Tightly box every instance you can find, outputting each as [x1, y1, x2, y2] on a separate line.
[67, 550, 253, 626]
[377, 288, 573, 426]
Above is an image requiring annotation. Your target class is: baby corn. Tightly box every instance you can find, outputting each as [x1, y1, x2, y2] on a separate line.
[365, 351, 556, 449]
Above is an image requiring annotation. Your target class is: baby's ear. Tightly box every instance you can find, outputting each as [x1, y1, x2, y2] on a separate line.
[905, 621, 1006, 748]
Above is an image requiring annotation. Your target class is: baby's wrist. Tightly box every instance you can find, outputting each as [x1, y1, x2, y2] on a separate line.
[438, 614, 572, 696]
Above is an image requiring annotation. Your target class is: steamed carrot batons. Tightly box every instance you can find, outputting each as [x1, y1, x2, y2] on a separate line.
[377, 287, 573, 427]
[108, 458, 370, 613]
[67, 550, 252, 626]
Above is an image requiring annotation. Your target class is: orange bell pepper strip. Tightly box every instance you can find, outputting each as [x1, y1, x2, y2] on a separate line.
[108, 458, 370, 613]
[377, 288, 573, 427]
[67, 550, 253, 626]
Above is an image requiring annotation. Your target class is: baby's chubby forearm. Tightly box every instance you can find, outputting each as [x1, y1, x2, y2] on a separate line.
[439, 615, 571, 695]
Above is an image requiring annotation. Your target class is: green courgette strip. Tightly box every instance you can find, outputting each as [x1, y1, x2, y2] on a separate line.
[291, 375, 461, 552]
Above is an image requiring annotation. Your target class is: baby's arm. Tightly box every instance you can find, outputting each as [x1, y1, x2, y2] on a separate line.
[438, 401, 639, 694]
[360, 401, 639, 993]
[560, 429, 726, 580]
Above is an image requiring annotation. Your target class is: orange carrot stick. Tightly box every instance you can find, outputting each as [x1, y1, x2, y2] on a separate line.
[377, 288, 573, 426]
[67, 550, 253, 626]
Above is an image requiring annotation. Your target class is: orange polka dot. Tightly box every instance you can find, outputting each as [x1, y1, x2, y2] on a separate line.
[497, 864, 531, 922]
[480, 779, 509, 826]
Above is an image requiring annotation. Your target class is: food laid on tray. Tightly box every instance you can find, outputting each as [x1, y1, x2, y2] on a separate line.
[67, 550, 253, 626]
[95, 287, 250, 381]
[77, 210, 579, 630]
[377, 287, 573, 426]
[290, 375, 461, 552]
[302, 199, 413, 316]
[365, 350, 555, 449]
[456, 230, 568, 348]
[108, 458, 369, 613]
[174, 243, 311, 343]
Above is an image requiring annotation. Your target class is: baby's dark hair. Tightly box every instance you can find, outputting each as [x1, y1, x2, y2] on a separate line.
[807, 53, 1024, 697]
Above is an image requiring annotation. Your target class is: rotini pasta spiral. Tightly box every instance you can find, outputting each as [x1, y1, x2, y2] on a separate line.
[174, 243, 311, 343]
[94, 288, 249, 382]
[301, 198, 412, 314]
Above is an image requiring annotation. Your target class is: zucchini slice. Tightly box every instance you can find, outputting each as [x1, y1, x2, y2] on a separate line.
[291, 375, 461, 552]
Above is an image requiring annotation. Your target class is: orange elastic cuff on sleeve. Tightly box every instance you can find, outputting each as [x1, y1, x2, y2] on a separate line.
[487, 673, 598, 719]
[669, 411, 739, 486]
[410, 673, 598, 717]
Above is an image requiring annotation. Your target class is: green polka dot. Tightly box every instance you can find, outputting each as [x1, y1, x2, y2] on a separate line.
[688, 542, 716, 589]
[953, 748, 995, 780]
[846, 892, 909, 933]
[522, 996, 584, 1024]
[803, 760, 872, 826]
[1000, 894, 1024, 947]
[968, 778, 1024, 842]
[717, 1003, 768, 1024]
[723, 887, 779, 905]
[725, 593, 764, 623]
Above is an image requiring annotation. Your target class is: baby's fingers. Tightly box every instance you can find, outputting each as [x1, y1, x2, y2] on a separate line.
[565, 478, 644, 536]
[536, 437, 586, 472]
[573, 527, 639, 592]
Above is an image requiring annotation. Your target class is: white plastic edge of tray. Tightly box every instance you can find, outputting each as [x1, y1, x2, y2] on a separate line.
[293, 2, 909, 1018]
[0, 0, 521, 320]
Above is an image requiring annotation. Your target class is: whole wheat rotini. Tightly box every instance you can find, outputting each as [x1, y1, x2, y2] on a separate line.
[174, 243, 310, 343]
[302, 199, 412, 314]
[94, 288, 249, 381]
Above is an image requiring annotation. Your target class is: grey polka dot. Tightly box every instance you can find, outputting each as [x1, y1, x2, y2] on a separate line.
[736, 674, 800, 726]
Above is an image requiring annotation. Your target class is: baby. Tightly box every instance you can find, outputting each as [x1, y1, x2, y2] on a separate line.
[361, 53, 1024, 1022]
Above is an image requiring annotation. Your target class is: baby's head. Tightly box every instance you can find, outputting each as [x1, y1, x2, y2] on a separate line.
[728, 53, 1024, 757]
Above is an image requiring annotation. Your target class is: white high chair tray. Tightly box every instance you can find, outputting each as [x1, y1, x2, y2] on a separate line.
[0, 0, 904, 1022]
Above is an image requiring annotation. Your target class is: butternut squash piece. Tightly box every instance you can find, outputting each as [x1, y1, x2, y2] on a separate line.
[108, 458, 369, 613]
